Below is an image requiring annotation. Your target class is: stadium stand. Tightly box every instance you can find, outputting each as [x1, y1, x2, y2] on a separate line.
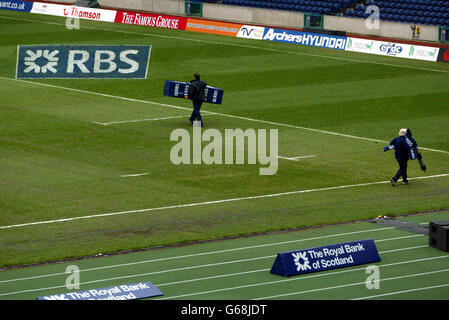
[199, 0, 359, 15]
[194, 0, 449, 27]
[345, 0, 449, 27]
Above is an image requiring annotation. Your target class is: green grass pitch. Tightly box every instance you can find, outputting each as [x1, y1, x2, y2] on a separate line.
[1, 10, 449, 268]
[1, 211, 449, 300]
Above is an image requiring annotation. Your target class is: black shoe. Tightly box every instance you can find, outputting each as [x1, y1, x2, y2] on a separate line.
[403, 180, 409, 185]
[390, 179, 396, 187]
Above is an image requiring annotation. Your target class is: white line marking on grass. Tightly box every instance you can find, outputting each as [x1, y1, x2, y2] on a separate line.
[98, 116, 185, 125]
[120, 173, 151, 178]
[0, 76, 192, 112]
[1, 15, 448, 74]
[94, 113, 215, 125]
[158, 258, 449, 300]
[1, 76, 448, 156]
[379, 244, 428, 253]
[155, 241, 426, 287]
[0, 246, 441, 297]
[0, 231, 415, 283]
[253, 268, 449, 300]
[94, 115, 193, 126]
[375, 234, 423, 243]
[1, 173, 449, 230]
[352, 283, 449, 300]
[278, 155, 316, 161]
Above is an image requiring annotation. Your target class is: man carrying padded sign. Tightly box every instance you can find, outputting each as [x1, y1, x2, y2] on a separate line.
[188, 73, 207, 127]
[383, 128, 412, 186]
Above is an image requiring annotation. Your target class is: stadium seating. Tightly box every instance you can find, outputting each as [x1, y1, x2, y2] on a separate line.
[344, 0, 449, 27]
[202, 0, 359, 16]
[193, 0, 449, 26]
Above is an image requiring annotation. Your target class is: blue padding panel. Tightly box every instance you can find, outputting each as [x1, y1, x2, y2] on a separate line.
[163, 80, 223, 104]
[271, 238, 381, 277]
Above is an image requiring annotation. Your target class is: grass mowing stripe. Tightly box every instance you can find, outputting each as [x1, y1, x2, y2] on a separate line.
[254, 269, 449, 300]
[0, 248, 445, 298]
[0, 226, 403, 282]
[153, 243, 428, 287]
[0, 228, 420, 283]
[2, 173, 449, 230]
[352, 283, 449, 300]
[1, 76, 449, 157]
[156, 268, 269, 287]
[157, 257, 449, 300]
[1, 14, 448, 75]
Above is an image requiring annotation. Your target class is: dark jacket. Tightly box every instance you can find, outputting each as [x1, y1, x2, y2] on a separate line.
[188, 79, 207, 103]
[389, 136, 411, 161]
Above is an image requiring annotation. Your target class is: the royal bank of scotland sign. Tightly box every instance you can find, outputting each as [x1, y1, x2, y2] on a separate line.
[16, 45, 151, 79]
[270, 239, 381, 277]
[36, 282, 163, 300]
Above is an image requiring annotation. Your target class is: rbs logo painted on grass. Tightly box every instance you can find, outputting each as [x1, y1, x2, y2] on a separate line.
[16, 45, 151, 79]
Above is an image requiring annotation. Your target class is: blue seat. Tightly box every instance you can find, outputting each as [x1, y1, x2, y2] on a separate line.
[219, 0, 448, 20]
